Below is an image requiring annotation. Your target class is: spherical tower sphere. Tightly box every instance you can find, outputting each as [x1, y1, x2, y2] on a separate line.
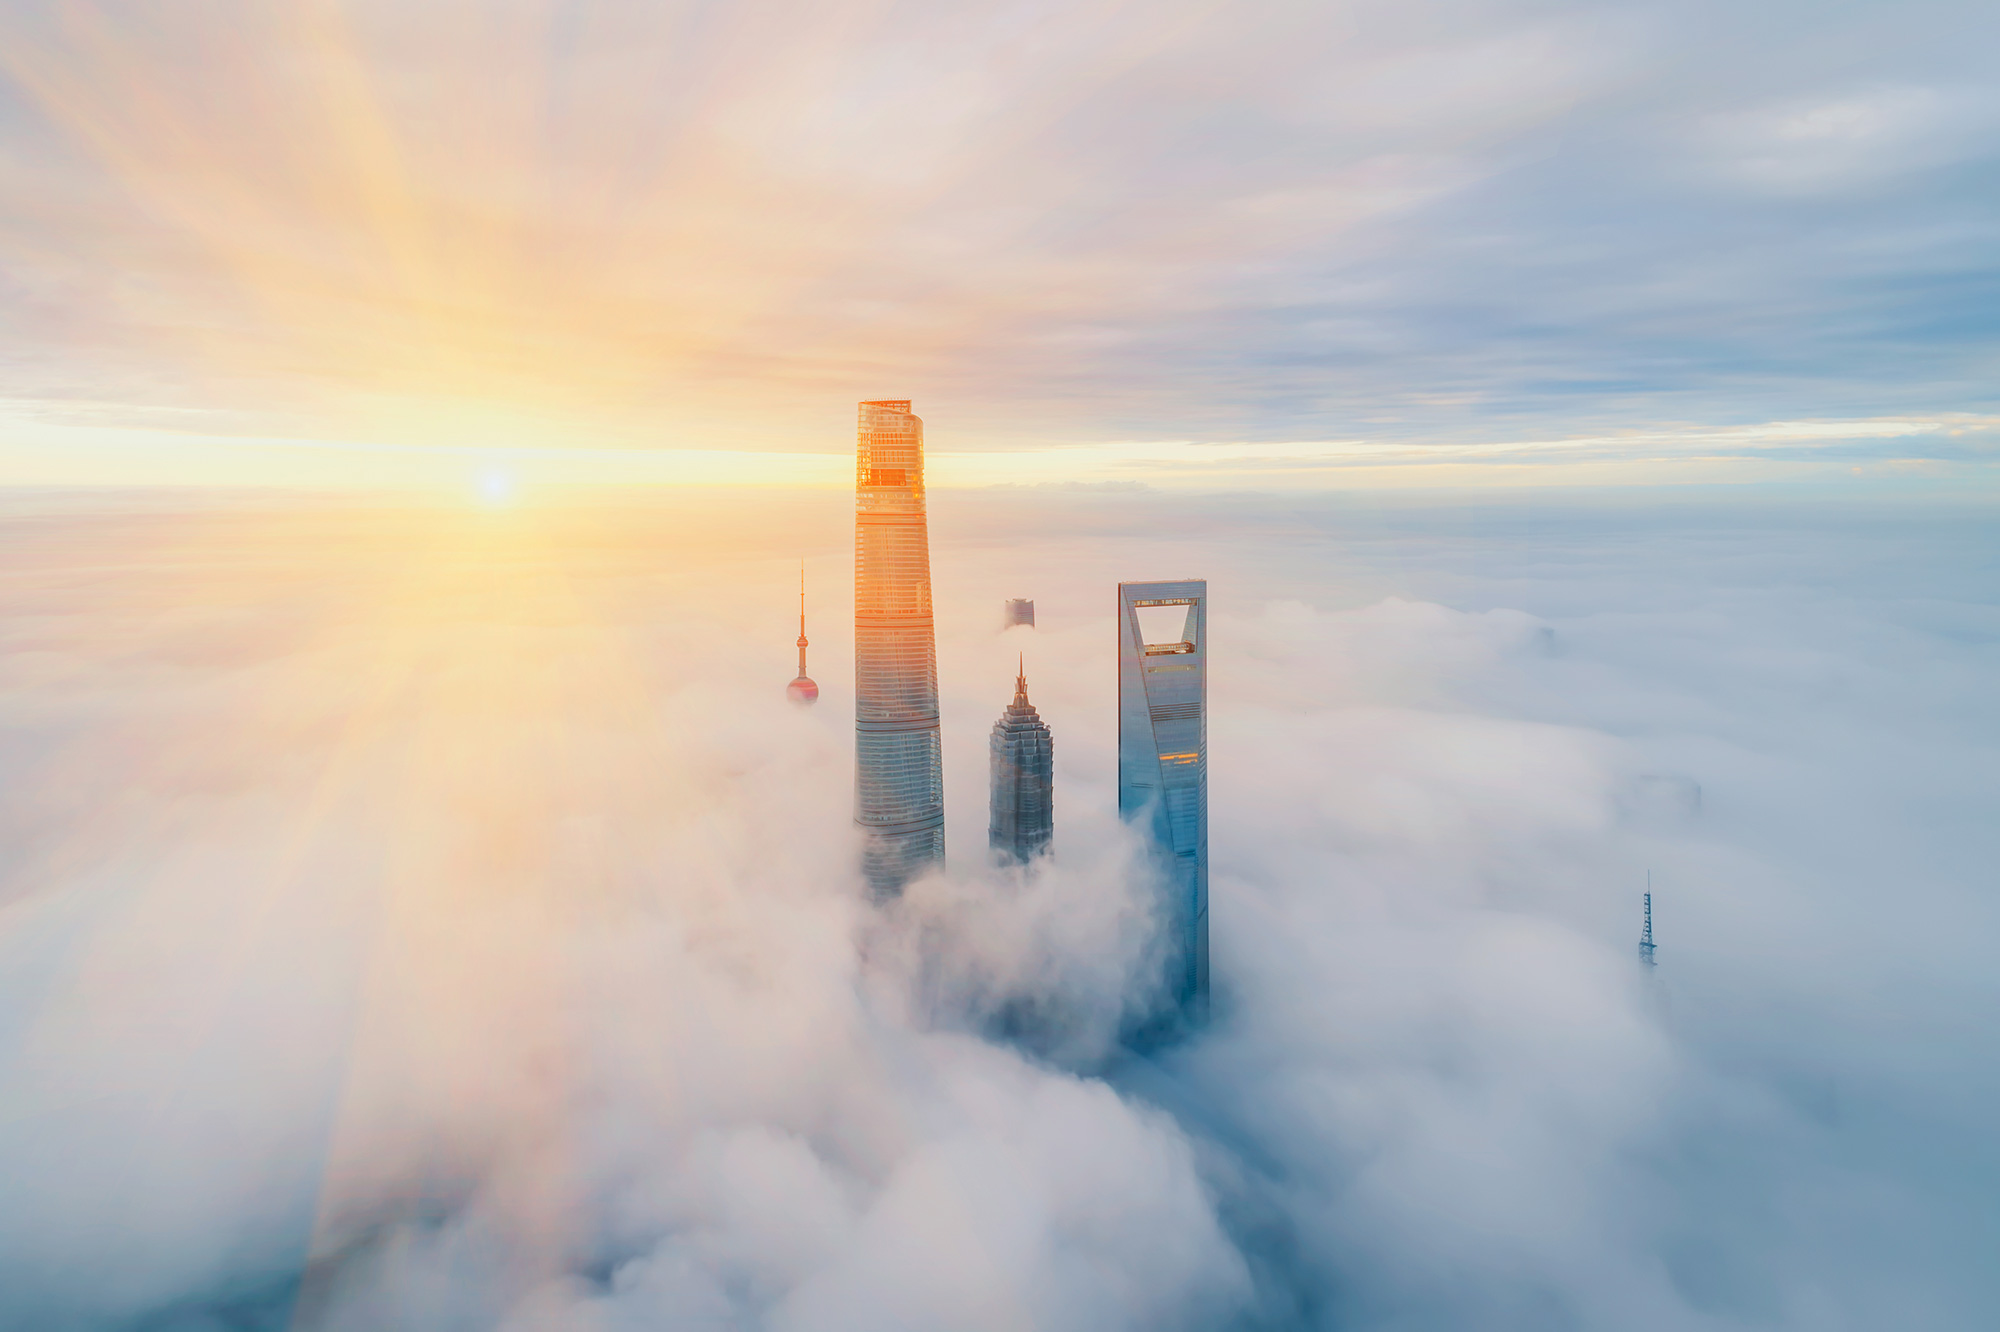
[787, 675, 819, 705]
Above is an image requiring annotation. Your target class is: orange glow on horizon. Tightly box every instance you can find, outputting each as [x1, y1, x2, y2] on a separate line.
[0, 3, 949, 454]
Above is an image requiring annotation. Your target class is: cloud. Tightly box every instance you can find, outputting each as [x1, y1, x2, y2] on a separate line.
[0, 486, 1995, 1329]
[0, 0, 1994, 463]
[1697, 85, 2000, 195]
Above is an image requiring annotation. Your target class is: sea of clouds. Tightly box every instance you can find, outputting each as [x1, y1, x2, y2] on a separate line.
[0, 486, 1993, 1331]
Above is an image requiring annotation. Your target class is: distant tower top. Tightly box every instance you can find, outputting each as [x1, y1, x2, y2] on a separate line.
[787, 562, 818, 705]
[1639, 879, 1656, 967]
[1004, 598, 1036, 629]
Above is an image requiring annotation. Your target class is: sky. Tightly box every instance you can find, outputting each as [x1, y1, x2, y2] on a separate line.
[0, 487, 1993, 1330]
[0, 0, 1996, 488]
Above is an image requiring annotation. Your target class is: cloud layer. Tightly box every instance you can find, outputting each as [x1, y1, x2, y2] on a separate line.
[0, 0, 1995, 459]
[0, 486, 1993, 1329]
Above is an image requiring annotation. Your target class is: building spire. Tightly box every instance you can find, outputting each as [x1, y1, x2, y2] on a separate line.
[786, 560, 818, 705]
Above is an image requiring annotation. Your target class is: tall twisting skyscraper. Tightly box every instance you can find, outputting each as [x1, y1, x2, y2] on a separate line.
[854, 400, 944, 894]
[1118, 580, 1208, 1015]
[989, 657, 1053, 865]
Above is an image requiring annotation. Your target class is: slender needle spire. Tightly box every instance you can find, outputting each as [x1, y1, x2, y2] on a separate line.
[787, 559, 818, 705]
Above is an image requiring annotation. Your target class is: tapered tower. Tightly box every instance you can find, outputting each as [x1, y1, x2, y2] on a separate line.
[990, 657, 1053, 865]
[1119, 580, 1208, 1017]
[787, 562, 818, 705]
[854, 400, 944, 894]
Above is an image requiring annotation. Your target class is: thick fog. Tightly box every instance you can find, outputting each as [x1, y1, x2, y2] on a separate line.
[0, 487, 1994, 1330]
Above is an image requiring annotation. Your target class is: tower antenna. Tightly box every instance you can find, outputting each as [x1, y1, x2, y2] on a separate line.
[786, 559, 818, 705]
[1639, 871, 1656, 967]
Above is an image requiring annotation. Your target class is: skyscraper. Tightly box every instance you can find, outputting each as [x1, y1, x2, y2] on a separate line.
[989, 657, 1053, 865]
[787, 562, 818, 705]
[1640, 878, 1657, 967]
[854, 400, 945, 895]
[1118, 580, 1207, 1014]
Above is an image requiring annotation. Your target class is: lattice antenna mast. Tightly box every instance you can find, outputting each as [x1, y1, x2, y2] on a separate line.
[797, 561, 809, 672]
[1639, 871, 1657, 968]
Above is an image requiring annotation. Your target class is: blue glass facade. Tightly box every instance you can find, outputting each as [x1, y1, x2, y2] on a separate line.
[854, 400, 945, 895]
[1117, 580, 1207, 1013]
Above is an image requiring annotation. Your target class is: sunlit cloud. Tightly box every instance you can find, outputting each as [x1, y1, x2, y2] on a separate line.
[0, 0, 1992, 482]
[2, 403, 1985, 491]
[0, 487, 1994, 1326]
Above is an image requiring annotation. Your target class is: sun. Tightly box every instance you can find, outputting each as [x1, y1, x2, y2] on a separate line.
[476, 469, 516, 507]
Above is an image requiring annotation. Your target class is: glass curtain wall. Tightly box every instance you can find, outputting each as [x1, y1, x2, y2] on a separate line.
[854, 400, 945, 894]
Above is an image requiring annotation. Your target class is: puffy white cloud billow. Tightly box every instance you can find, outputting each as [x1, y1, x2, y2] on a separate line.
[0, 487, 1992, 1329]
